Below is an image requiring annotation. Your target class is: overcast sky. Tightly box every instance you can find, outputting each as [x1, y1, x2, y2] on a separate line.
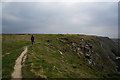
[1, 0, 119, 2]
[2, 2, 118, 38]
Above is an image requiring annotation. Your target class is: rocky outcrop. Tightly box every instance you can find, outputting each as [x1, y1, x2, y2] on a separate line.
[59, 36, 120, 73]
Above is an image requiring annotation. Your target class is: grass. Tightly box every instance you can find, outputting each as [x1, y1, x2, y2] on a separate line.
[0, 35, 2, 78]
[2, 34, 120, 78]
[2, 48, 23, 78]
[2, 34, 30, 78]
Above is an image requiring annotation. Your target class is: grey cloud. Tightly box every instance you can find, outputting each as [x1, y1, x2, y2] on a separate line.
[0, 3, 2, 33]
[2, 2, 118, 38]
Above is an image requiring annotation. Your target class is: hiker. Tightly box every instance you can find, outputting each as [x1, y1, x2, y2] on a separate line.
[31, 35, 35, 45]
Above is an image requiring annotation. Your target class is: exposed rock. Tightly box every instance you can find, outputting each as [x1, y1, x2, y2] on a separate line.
[116, 57, 120, 60]
[80, 52, 83, 55]
[72, 43, 76, 47]
[59, 39, 66, 43]
[77, 53, 81, 57]
[58, 50, 63, 55]
[58, 35, 119, 73]
[88, 59, 92, 64]
[81, 39, 84, 41]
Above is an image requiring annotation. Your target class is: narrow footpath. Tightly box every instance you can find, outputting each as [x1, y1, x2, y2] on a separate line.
[11, 46, 28, 78]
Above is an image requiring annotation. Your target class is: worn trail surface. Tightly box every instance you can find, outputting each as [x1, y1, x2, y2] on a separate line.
[11, 46, 28, 78]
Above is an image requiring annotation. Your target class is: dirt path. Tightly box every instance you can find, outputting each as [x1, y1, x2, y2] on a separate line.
[11, 46, 28, 78]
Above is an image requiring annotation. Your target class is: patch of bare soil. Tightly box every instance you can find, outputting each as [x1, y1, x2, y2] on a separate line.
[11, 46, 28, 78]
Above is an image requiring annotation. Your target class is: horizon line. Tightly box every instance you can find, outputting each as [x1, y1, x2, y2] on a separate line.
[1, 33, 119, 39]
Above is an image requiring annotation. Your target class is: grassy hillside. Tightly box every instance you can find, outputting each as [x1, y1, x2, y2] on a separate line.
[2, 34, 120, 79]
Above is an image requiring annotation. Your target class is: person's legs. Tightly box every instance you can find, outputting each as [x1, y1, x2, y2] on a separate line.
[31, 40, 34, 45]
[33, 40, 34, 44]
[31, 40, 33, 45]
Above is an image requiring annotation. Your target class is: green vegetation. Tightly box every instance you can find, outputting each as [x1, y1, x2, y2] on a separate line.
[0, 35, 2, 79]
[2, 34, 120, 78]
[2, 34, 30, 78]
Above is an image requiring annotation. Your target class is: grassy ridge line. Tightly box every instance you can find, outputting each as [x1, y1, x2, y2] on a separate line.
[2, 34, 120, 78]
[22, 34, 110, 78]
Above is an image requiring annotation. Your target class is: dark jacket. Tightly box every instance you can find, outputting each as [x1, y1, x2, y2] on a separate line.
[31, 35, 34, 41]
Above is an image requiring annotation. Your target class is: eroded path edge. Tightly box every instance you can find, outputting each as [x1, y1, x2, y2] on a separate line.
[11, 46, 28, 78]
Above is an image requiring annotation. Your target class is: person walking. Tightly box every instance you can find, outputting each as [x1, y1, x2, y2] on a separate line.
[31, 35, 35, 45]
